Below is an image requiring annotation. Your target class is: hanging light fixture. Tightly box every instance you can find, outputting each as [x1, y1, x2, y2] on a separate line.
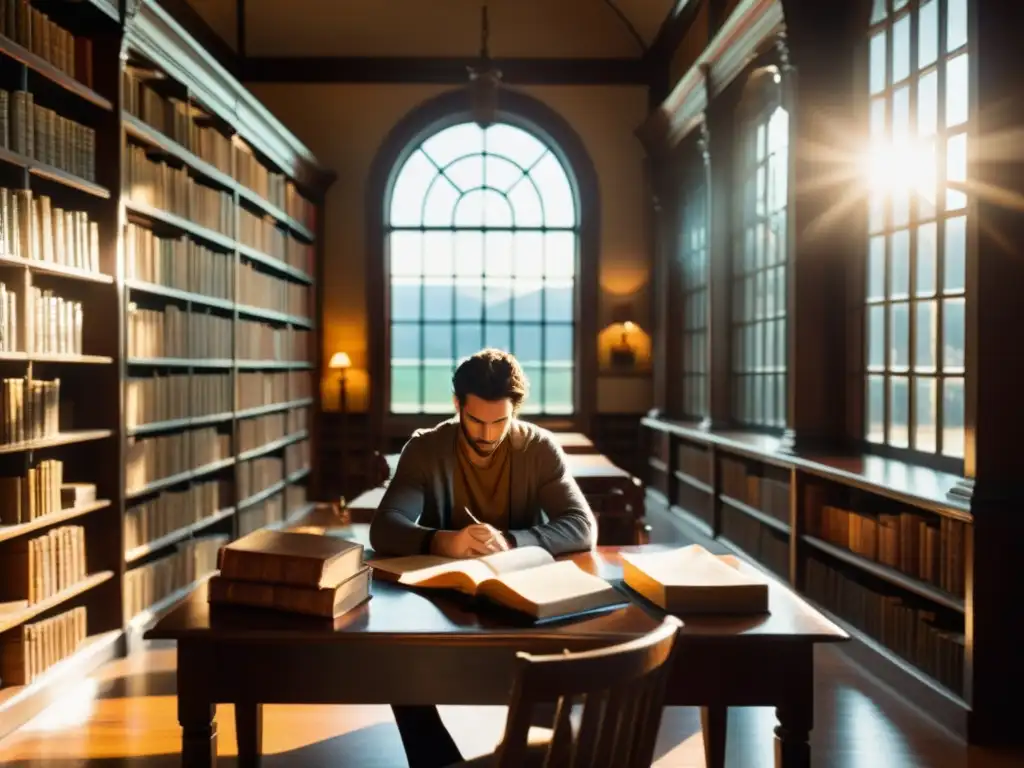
[467, 3, 501, 128]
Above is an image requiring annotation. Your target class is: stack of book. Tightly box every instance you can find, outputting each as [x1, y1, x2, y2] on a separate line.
[208, 529, 371, 619]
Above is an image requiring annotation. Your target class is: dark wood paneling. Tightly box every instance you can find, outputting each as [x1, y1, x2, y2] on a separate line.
[241, 56, 651, 85]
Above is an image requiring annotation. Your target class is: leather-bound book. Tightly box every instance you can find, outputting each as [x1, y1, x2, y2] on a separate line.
[208, 566, 371, 619]
[216, 529, 363, 589]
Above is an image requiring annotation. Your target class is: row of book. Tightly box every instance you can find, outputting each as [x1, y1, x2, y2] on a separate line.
[125, 426, 230, 493]
[236, 323, 310, 362]
[285, 483, 307, 514]
[0, 187, 102, 274]
[804, 558, 965, 697]
[125, 222, 234, 301]
[29, 287, 83, 356]
[1, 0, 93, 86]
[237, 370, 311, 410]
[1, 376, 61, 445]
[238, 456, 284, 501]
[125, 372, 233, 428]
[240, 211, 314, 276]
[804, 490, 967, 599]
[0, 280, 16, 352]
[2, 90, 96, 182]
[238, 411, 294, 454]
[239, 260, 310, 318]
[720, 458, 791, 525]
[0, 606, 87, 687]
[3, 524, 88, 604]
[126, 304, 233, 360]
[122, 67, 193, 149]
[123, 535, 224, 623]
[124, 146, 234, 237]
[238, 492, 285, 537]
[235, 142, 290, 213]
[720, 503, 790, 580]
[124, 480, 230, 553]
[0, 462, 95, 525]
[285, 440, 310, 476]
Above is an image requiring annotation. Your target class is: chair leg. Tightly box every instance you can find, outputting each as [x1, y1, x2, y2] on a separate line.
[701, 706, 727, 768]
[391, 705, 464, 768]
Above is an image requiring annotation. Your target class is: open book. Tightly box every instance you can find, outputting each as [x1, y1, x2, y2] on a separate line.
[621, 545, 770, 615]
[369, 546, 627, 622]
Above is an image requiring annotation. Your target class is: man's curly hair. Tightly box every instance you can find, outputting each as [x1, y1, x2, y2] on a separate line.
[452, 348, 530, 413]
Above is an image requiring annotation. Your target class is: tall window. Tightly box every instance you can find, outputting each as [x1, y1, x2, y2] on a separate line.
[732, 71, 789, 429]
[865, 0, 968, 458]
[387, 121, 578, 415]
[680, 179, 708, 418]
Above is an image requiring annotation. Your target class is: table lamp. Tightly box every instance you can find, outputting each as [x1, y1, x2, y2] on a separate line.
[609, 303, 637, 369]
[329, 351, 352, 412]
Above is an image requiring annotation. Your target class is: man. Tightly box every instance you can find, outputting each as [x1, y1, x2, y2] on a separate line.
[369, 348, 597, 768]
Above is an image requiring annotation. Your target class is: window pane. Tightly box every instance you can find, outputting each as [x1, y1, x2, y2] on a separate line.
[422, 123, 483, 167]
[485, 231, 513, 277]
[942, 377, 965, 457]
[455, 323, 482, 360]
[484, 154, 523, 193]
[892, 15, 911, 82]
[918, 0, 938, 69]
[391, 365, 422, 413]
[890, 230, 910, 298]
[513, 232, 544, 278]
[485, 322, 510, 351]
[892, 85, 911, 144]
[481, 189, 513, 228]
[423, 232, 453, 276]
[391, 323, 420, 361]
[422, 177, 459, 226]
[544, 282, 574, 322]
[870, 97, 886, 139]
[944, 216, 967, 293]
[423, 278, 453, 321]
[544, 368, 573, 414]
[946, 132, 967, 210]
[545, 232, 576, 278]
[484, 278, 511, 321]
[946, 0, 968, 52]
[871, 232, 888, 301]
[423, 323, 453, 360]
[946, 54, 969, 128]
[529, 153, 576, 227]
[423, 364, 453, 411]
[391, 278, 421, 321]
[513, 281, 543, 321]
[868, 305, 886, 370]
[871, 0, 886, 24]
[867, 375, 885, 443]
[943, 297, 965, 371]
[389, 150, 434, 227]
[454, 189, 485, 227]
[914, 300, 937, 371]
[890, 301, 909, 370]
[390, 231, 422, 276]
[918, 70, 938, 137]
[507, 179, 544, 228]
[484, 125, 546, 170]
[446, 155, 485, 192]
[519, 365, 543, 414]
[545, 324, 573, 364]
[916, 222, 937, 296]
[454, 231, 484, 276]
[455, 278, 483, 319]
[889, 375, 909, 448]
[513, 323, 543, 364]
[915, 376, 937, 452]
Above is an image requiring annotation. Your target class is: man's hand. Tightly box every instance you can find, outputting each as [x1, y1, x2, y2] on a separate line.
[432, 524, 509, 558]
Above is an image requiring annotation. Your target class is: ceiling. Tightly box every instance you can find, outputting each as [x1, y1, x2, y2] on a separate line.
[185, 0, 677, 58]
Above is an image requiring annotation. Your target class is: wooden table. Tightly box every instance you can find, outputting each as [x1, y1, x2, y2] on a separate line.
[146, 545, 848, 767]
[550, 431, 596, 454]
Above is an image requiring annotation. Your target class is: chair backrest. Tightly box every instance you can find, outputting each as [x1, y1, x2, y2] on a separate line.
[494, 615, 683, 768]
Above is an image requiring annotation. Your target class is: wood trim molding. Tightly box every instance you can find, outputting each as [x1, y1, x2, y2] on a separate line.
[241, 56, 651, 86]
[364, 88, 602, 447]
[637, 0, 784, 155]
[147, 0, 240, 76]
[126, 0, 334, 193]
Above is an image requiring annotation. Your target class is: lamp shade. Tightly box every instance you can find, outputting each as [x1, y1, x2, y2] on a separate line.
[329, 352, 352, 370]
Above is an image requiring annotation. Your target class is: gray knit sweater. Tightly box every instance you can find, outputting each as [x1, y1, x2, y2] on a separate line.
[368, 417, 597, 557]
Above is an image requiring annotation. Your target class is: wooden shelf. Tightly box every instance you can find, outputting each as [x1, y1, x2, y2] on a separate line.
[123, 113, 236, 191]
[125, 457, 236, 500]
[0, 430, 112, 455]
[0, 254, 112, 284]
[0, 571, 114, 635]
[125, 279, 235, 312]
[237, 398, 314, 419]
[126, 410, 233, 437]
[125, 506, 236, 564]
[0, 35, 113, 110]
[238, 431, 308, 462]
[721, 495, 790, 534]
[0, 500, 111, 545]
[124, 199, 235, 251]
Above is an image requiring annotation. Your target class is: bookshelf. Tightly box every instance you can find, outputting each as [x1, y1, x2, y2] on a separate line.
[0, 0, 334, 742]
[641, 416, 971, 737]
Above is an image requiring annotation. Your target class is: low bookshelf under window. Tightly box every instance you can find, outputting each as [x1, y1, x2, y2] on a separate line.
[641, 415, 972, 737]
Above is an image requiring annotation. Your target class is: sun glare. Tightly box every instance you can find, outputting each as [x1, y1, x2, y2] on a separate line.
[863, 140, 936, 202]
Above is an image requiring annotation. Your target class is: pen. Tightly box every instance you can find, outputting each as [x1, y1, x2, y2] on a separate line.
[464, 507, 507, 551]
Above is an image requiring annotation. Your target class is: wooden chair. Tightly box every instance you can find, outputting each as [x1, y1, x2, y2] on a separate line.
[453, 615, 683, 768]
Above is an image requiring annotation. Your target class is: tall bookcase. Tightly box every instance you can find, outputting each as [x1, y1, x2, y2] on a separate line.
[641, 416, 971, 738]
[0, 0, 334, 741]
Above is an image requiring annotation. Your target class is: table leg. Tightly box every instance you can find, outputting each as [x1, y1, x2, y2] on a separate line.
[179, 699, 217, 768]
[774, 702, 812, 768]
[700, 706, 727, 768]
[236, 702, 263, 767]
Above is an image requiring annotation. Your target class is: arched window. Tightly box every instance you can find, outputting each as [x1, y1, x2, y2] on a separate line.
[865, 0, 968, 459]
[386, 121, 578, 415]
[731, 67, 790, 429]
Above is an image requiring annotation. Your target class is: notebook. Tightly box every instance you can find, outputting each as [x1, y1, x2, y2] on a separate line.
[369, 546, 627, 622]
[620, 545, 770, 615]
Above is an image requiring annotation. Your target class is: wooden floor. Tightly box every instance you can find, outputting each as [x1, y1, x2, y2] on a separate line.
[0, 637, 1021, 767]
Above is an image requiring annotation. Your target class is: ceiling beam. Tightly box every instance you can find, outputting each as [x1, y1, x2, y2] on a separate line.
[241, 57, 651, 86]
[644, 0, 702, 69]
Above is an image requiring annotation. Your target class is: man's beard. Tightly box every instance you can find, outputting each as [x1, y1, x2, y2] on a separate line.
[459, 416, 500, 458]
